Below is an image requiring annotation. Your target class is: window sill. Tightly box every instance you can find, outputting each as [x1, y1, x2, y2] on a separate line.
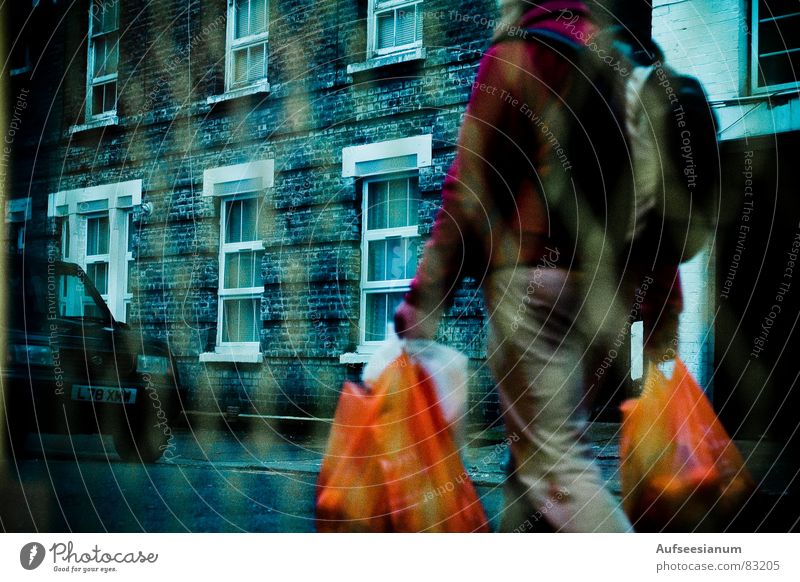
[68, 115, 119, 135]
[346, 47, 426, 75]
[206, 82, 271, 105]
[339, 350, 377, 365]
[709, 87, 800, 106]
[199, 350, 264, 364]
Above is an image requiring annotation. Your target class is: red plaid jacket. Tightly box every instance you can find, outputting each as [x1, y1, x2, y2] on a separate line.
[403, 0, 682, 346]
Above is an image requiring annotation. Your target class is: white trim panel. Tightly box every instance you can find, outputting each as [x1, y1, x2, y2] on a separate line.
[342, 135, 432, 178]
[48, 179, 142, 218]
[202, 159, 275, 197]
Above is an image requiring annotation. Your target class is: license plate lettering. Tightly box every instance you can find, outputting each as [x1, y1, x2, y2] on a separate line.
[71, 385, 137, 405]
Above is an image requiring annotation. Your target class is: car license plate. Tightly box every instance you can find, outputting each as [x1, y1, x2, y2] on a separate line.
[70, 385, 137, 405]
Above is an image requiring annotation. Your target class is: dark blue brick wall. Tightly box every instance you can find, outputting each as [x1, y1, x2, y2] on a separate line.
[10, 0, 503, 425]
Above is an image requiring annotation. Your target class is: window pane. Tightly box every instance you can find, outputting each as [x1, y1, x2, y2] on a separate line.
[105, 0, 119, 31]
[93, 37, 107, 77]
[107, 81, 117, 111]
[225, 197, 259, 243]
[107, 36, 119, 75]
[224, 199, 243, 243]
[408, 177, 420, 223]
[247, 42, 267, 83]
[365, 293, 386, 342]
[127, 259, 134, 293]
[62, 220, 70, 258]
[250, 0, 268, 36]
[235, 0, 249, 38]
[387, 178, 409, 228]
[93, 85, 104, 114]
[92, 2, 102, 33]
[222, 298, 260, 343]
[367, 181, 388, 230]
[404, 237, 420, 278]
[233, 47, 248, 85]
[365, 291, 404, 342]
[86, 262, 109, 295]
[368, 237, 417, 282]
[224, 250, 264, 289]
[758, 50, 800, 87]
[376, 12, 395, 49]
[92, 82, 116, 114]
[385, 237, 404, 280]
[241, 197, 259, 241]
[758, 0, 800, 19]
[93, 0, 118, 35]
[86, 215, 109, 255]
[235, 0, 268, 38]
[368, 240, 386, 281]
[127, 212, 134, 252]
[395, 6, 418, 46]
[758, 14, 800, 56]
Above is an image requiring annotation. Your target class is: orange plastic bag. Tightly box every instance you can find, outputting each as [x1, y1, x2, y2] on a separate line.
[620, 359, 754, 531]
[316, 352, 489, 532]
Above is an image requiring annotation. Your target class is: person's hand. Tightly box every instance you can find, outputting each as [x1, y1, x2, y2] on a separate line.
[643, 314, 679, 364]
[394, 300, 439, 340]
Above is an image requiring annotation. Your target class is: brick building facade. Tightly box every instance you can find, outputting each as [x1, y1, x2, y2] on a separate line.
[4, 0, 501, 422]
[6, 0, 769, 428]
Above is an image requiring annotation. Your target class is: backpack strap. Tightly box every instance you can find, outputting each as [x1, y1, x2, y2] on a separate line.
[518, 28, 584, 56]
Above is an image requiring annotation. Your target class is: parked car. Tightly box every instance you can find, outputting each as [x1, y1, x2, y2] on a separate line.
[1, 256, 186, 462]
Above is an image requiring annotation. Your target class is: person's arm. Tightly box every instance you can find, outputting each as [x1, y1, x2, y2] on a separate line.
[641, 265, 683, 362]
[396, 42, 536, 338]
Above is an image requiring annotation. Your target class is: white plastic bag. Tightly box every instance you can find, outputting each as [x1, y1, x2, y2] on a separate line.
[362, 336, 469, 443]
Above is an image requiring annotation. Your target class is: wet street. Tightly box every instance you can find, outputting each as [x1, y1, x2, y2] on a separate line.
[0, 425, 506, 532]
[2, 421, 795, 532]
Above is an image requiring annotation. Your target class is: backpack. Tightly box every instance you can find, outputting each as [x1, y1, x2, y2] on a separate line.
[510, 26, 719, 269]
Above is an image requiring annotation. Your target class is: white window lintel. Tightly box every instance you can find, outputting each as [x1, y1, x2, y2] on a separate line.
[342, 134, 432, 178]
[48, 179, 143, 218]
[202, 159, 275, 197]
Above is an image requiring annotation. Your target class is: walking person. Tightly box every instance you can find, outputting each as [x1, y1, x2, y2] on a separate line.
[394, 0, 682, 532]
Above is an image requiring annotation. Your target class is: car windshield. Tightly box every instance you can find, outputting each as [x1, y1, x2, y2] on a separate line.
[8, 263, 111, 330]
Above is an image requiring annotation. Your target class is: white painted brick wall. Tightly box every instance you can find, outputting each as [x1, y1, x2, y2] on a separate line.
[653, 0, 800, 140]
[652, 0, 744, 100]
[678, 246, 716, 395]
[651, 2, 738, 398]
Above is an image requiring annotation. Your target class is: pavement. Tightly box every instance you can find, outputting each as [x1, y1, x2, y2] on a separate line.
[1, 417, 797, 532]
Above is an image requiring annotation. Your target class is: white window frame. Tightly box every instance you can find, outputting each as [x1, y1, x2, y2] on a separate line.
[201, 160, 274, 363]
[84, 211, 111, 302]
[123, 210, 134, 320]
[86, 0, 120, 120]
[359, 173, 420, 347]
[750, 1, 800, 94]
[48, 180, 142, 323]
[225, 0, 270, 92]
[5, 197, 31, 253]
[368, 0, 423, 60]
[216, 193, 264, 351]
[340, 135, 432, 360]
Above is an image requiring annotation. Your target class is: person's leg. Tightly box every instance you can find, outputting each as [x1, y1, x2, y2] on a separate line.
[485, 266, 632, 533]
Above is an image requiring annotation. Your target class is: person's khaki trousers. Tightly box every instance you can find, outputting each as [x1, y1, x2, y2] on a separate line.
[484, 265, 632, 532]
